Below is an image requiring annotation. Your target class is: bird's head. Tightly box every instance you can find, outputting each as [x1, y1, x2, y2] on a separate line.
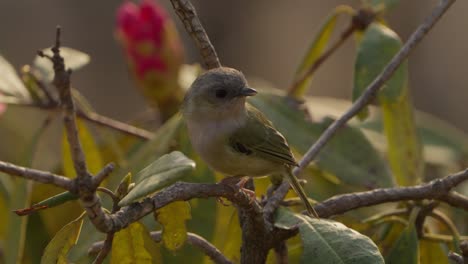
[182, 67, 257, 120]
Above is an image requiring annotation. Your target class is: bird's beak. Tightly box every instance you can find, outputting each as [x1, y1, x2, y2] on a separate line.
[239, 87, 257, 97]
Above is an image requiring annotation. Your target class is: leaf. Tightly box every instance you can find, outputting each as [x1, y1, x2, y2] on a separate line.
[291, 5, 353, 98]
[384, 225, 419, 263]
[0, 172, 13, 201]
[34, 47, 90, 82]
[155, 201, 191, 251]
[111, 222, 158, 264]
[119, 151, 195, 206]
[275, 208, 384, 264]
[62, 118, 103, 177]
[0, 55, 31, 102]
[41, 216, 84, 264]
[419, 240, 449, 264]
[385, 208, 419, 264]
[15, 191, 78, 216]
[381, 89, 423, 186]
[5, 119, 48, 264]
[353, 22, 407, 119]
[250, 92, 394, 189]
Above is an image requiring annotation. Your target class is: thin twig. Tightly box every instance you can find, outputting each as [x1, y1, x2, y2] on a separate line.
[38, 27, 89, 178]
[288, 24, 356, 96]
[169, 0, 221, 69]
[92, 163, 115, 188]
[89, 231, 233, 264]
[37, 27, 113, 233]
[77, 110, 153, 140]
[267, 0, 458, 213]
[0, 160, 72, 190]
[439, 192, 468, 211]
[92, 232, 114, 264]
[429, 210, 461, 238]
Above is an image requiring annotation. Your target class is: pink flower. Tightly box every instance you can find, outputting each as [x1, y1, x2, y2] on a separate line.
[116, 0, 182, 78]
[0, 93, 6, 116]
[116, 0, 184, 120]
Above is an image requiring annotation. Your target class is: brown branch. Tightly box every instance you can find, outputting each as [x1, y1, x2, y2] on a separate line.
[92, 163, 115, 188]
[439, 192, 468, 211]
[169, 0, 221, 69]
[314, 169, 468, 218]
[0, 160, 72, 190]
[76, 109, 153, 140]
[267, 0, 458, 213]
[38, 27, 89, 178]
[37, 27, 114, 233]
[89, 231, 233, 264]
[92, 232, 114, 264]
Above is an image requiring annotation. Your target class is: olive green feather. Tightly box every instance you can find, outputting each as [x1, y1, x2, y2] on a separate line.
[229, 104, 297, 166]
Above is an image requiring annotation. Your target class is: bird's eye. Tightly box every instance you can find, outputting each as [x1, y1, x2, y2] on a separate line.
[215, 89, 227, 98]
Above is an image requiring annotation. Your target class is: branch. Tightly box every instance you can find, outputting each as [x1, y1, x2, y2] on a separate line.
[89, 231, 233, 264]
[267, 0, 457, 212]
[38, 27, 89, 178]
[314, 169, 468, 218]
[0, 160, 72, 190]
[169, 0, 221, 69]
[37, 27, 114, 233]
[76, 110, 153, 140]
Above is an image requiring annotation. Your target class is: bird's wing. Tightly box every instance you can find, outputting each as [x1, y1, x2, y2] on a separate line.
[228, 104, 297, 166]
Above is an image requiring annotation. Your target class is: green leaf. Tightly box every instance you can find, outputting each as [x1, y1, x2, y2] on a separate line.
[34, 47, 90, 82]
[111, 222, 158, 264]
[275, 208, 384, 263]
[34, 191, 78, 209]
[385, 208, 419, 264]
[291, 5, 353, 98]
[62, 118, 103, 177]
[155, 201, 191, 251]
[41, 216, 84, 264]
[353, 23, 407, 119]
[250, 92, 394, 189]
[0, 55, 31, 102]
[384, 225, 419, 263]
[119, 151, 195, 206]
[353, 22, 422, 185]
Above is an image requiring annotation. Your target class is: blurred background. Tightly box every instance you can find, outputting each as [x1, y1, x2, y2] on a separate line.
[0, 0, 467, 157]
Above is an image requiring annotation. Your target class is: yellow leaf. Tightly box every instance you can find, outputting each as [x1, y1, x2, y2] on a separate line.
[41, 216, 83, 264]
[156, 201, 191, 251]
[111, 222, 157, 264]
[381, 88, 423, 186]
[419, 240, 449, 264]
[62, 118, 103, 177]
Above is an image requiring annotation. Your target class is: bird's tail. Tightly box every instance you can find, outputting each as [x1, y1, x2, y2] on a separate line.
[285, 169, 319, 218]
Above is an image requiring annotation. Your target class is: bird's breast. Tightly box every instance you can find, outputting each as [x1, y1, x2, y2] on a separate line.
[186, 119, 279, 177]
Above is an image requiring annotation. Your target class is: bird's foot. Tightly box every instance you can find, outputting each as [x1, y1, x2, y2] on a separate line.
[236, 177, 257, 204]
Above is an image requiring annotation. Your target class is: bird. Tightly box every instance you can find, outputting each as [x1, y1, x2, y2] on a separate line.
[181, 67, 318, 217]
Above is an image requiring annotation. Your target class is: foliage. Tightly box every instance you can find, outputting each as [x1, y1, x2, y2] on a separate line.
[0, 0, 466, 263]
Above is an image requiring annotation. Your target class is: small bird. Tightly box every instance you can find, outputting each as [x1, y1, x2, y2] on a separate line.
[182, 67, 318, 217]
